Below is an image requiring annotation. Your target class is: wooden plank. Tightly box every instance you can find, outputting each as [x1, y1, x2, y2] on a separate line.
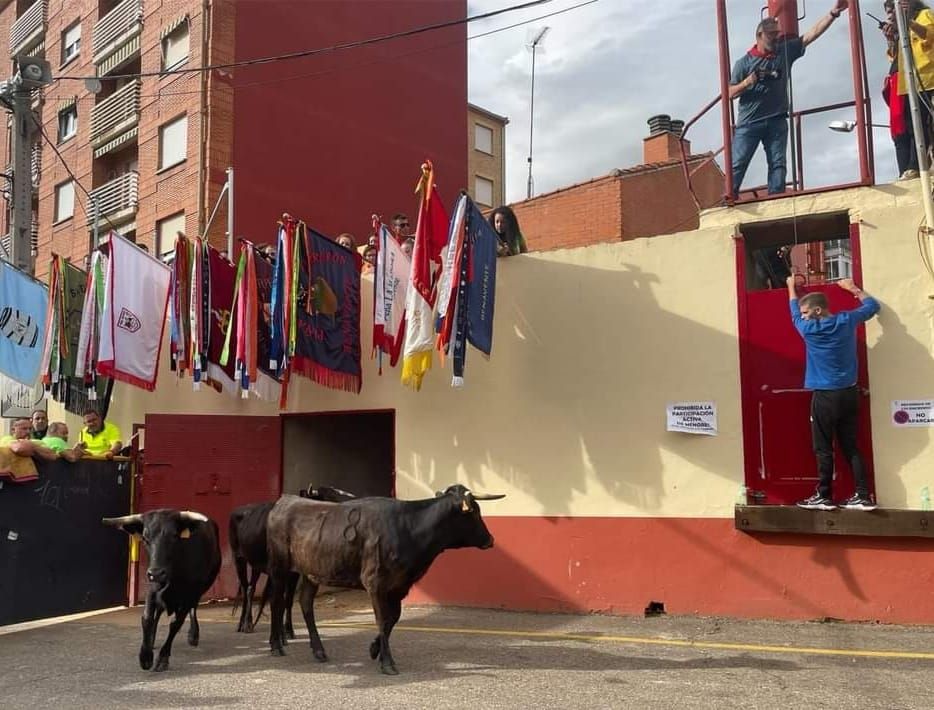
[735, 505, 934, 538]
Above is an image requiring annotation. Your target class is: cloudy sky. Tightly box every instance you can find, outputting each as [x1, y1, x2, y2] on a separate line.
[467, 0, 896, 204]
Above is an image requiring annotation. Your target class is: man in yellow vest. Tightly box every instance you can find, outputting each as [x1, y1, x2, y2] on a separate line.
[77, 408, 123, 459]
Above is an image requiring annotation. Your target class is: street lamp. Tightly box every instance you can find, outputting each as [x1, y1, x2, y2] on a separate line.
[828, 120, 889, 132]
[526, 26, 550, 200]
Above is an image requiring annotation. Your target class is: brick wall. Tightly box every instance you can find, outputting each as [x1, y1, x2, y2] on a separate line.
[30, 0, 208, 278]
[510, 158, 725, 252]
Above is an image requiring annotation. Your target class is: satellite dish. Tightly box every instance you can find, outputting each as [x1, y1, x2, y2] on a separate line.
[85, 78, 102, 94]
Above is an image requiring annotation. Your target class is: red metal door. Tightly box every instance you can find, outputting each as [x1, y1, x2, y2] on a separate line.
[737, 224, 875, 504]
[139, 414, 282, 601]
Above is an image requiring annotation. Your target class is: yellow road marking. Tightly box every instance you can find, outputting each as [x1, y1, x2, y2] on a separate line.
[318, 621, 934, 661]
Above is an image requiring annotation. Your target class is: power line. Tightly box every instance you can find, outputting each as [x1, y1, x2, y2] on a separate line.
[41, 0, 600, 104]
[55, 0, 554, 83]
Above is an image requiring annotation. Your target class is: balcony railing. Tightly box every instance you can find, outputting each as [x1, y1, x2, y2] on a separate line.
[10, 0, 46, 57]
[30, 140, 40, 187]
[88, 171, 138, 224]
[90, 80, 140, 146]
[93, 0, 142, 63]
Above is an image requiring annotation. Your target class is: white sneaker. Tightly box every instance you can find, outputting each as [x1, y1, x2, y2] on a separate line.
[899, 169, 920, 180]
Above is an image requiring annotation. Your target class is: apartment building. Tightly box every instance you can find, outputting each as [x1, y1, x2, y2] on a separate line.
[467, 102, 506, 209]
[0, 0, 467, 277]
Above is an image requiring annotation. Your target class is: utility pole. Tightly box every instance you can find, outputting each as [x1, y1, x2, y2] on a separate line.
[526, 26, 550, 201]
[1, 56, 52, 276]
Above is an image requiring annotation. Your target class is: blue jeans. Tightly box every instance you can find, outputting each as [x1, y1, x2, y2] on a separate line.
[731, 115, 789, 197]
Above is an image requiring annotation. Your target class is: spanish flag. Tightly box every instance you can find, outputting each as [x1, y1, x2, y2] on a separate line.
[401, 161, 450, 390]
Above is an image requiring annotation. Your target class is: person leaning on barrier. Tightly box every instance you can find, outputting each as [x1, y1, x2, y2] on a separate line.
[76, 408, 123, 459]
[40, 422, 82, 463]
[728, 2, 849, 197]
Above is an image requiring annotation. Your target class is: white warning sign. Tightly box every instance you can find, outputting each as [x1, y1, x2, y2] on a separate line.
[666, 402, 717, 436]
[891, 399, 934, 427]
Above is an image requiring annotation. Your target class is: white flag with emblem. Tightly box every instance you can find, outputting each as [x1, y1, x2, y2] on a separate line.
[97, 233, 171, 391]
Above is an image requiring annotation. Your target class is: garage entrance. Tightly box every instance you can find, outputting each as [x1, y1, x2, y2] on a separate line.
[282, 410, 395, 498]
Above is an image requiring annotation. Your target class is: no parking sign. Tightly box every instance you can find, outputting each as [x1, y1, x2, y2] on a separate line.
[891, 399, 934, 427]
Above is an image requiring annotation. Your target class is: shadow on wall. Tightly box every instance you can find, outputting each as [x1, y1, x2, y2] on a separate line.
[395, 254, 929, 517]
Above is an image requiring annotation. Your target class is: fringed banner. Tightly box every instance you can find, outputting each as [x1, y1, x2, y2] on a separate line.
[289, 221, 362, 394]
[401, 160, 450, 391]
[449, 196, 498, 387]
[169, 234, 192, 375]
[41, 256, 111, 414]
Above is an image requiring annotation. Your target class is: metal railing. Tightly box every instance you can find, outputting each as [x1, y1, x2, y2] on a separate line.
[30, 140, 40, 187]
[678, 0, 875, 207]
[88, 171, 138, 223]
[90, 80, 140, 145]
[10, 0, 46, 57]
[93, 0, 142, 59]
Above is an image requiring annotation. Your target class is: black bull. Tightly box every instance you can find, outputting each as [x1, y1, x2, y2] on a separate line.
[103, 509, 221, 672]
[266, 485, 504, 674]
[229, 485, 357, 635]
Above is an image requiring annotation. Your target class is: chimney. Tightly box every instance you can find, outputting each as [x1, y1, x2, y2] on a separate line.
[642, 114, 691, 164]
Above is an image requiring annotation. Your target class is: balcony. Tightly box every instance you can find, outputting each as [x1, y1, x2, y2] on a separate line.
[93, 0, 142, 75]
[90, 80, 140, 153]
[10, 0, 46, 58]
[87, 171, 138, 225]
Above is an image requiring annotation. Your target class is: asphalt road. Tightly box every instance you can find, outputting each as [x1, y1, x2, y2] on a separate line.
[1, 590, 933, 709]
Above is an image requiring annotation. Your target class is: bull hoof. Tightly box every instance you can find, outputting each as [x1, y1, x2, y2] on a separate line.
[285, 627, 296, 641]
[139, 650, 153, 670]
[154, 656, 170, 672]
[379, 661, 399, 676]
[188, 631, 199, 647]
[313, 649, 328, 662]
[270, 646, 286, 657]
[369, 638, 380, 660]
[237, 622, 254, 634]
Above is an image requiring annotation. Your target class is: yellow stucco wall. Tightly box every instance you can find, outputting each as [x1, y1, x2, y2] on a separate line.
[52, 182, 934, 516]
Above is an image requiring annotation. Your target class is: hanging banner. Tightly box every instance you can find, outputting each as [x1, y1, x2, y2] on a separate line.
[291, 224, 362, 393]
[666, 402, 718, 436]
[97, 233, 172, 391]
[0, 260, 48, 387]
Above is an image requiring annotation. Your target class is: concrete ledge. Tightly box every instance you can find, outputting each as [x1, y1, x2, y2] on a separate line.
[735, 504, 934, 538]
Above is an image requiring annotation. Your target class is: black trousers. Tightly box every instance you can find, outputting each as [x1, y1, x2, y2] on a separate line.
[811, 387, 869, 499]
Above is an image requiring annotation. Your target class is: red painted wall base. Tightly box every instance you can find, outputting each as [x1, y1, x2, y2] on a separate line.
[409, 516, 934, 624]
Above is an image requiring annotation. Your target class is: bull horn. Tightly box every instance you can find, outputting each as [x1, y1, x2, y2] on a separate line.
[179, 511, 209, 523]
[102, 514, 143, 527]
[471, 494, 506, 501]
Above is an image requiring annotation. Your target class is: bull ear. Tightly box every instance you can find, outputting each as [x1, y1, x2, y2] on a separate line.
[102, 514, 144, 535]
[472, 494, 506, 501]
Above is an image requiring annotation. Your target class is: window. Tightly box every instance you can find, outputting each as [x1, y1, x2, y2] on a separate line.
[161, 21, 190, 71]
[156, 211, 185, 258]
[475, 123, 493, 154]
[158, 115, 187, 169]
[61, 22, 81, 65]
[475, 176, 494, 206]
[54, 181, 74, 223]
[57, 105, 77, 143]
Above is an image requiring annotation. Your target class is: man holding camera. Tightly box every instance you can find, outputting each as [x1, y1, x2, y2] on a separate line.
[729, 1, 849, 197]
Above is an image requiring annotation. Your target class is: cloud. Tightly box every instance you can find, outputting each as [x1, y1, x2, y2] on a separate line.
[468, 0, 898, 202]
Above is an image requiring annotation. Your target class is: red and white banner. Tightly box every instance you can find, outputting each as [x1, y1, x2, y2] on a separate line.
[374, 223, 410, 367]
[97, 233, 172, 391]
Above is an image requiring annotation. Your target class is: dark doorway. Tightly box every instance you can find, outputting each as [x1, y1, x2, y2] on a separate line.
[282, 410, 394, 499]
